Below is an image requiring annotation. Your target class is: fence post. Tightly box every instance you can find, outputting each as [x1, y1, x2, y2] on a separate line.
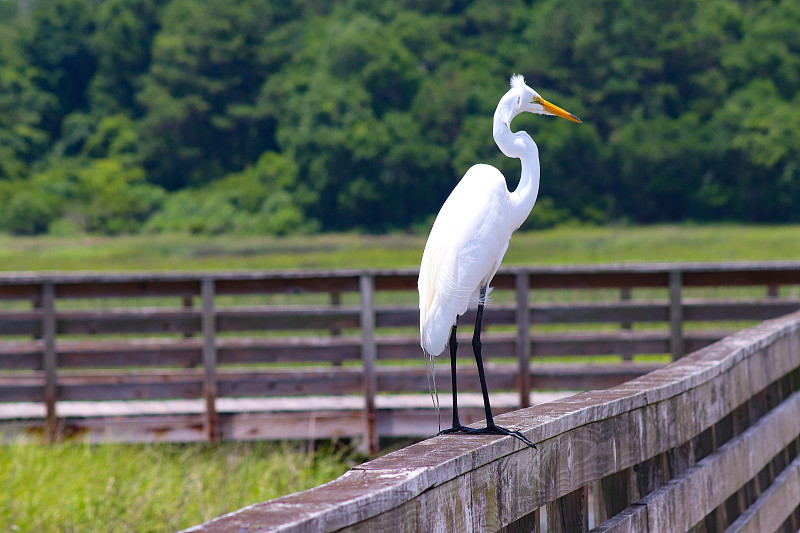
[669, 270, 684, 360]
[593, 468, 632, 525]
[360, 274, 378, 456]
[182, 294, 194, 339]
[516, 272, 531, 408]
[42, 281, 57, 443]
[330, 290, 343, 366]
[767, 284, 779, 299]
[548, 485, 589, 532]
[201, 277, 218, 441]
[619, 287, 634, 361]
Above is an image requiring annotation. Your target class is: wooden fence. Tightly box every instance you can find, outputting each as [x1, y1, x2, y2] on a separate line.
[1, 262, 800, 454]
[183, 308, 800, 533]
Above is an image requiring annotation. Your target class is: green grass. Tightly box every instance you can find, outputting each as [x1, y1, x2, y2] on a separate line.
[0, 439, 356, 533]
[2, 224, 800, 272]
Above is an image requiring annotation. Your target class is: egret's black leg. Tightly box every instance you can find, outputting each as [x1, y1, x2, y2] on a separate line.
[464, 287, 537, 449]
[448, 321, 461, 429]
[441, 319, 469, 434]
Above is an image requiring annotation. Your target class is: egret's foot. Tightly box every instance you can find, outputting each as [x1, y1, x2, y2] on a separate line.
[463, 423, 537, 449]
[439, 425, 471, 435]
[440, 423, 537, 449]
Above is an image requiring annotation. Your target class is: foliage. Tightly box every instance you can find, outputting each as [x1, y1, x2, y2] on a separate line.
[0, 440, 354, 532]
[0, 0, 799, 236]
[143, 151, 314, 235]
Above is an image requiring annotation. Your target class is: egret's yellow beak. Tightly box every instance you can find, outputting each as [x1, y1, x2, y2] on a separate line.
[538, 97, 582, 123]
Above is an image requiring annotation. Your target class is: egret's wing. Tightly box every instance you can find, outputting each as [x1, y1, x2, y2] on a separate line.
[419, 164, 512, 355]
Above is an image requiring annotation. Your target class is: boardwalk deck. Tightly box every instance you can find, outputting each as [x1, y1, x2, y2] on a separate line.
[0, 391, 577, 443]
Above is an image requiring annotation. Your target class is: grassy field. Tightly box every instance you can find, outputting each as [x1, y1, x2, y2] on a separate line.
[2, 223, 800, 532]
[1, 224, 800, 272]
[0, 439, 356, 532]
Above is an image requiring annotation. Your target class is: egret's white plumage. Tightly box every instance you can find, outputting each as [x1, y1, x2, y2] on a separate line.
[419, 75, 581, 357]
[419, 163, 510, 355]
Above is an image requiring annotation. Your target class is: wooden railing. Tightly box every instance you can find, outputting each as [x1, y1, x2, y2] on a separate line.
[183, 309, 800, 533]
[2, 262, 800, 453]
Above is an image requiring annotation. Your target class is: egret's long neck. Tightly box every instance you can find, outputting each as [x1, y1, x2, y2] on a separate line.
[509, 142, 540, 230]
[493, 104, 541, 231]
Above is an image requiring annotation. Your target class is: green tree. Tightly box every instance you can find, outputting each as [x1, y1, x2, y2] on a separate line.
[89, 0, 168, 116]
[269, 10, 464, 231]
[20, 0, 99, 139]
[136, 0, 297, 189]
[0, 0, 54, 181]
[2, 0, 800, 235]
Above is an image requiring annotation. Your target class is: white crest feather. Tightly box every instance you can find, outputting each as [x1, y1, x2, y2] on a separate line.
[510, 74, 526, 89]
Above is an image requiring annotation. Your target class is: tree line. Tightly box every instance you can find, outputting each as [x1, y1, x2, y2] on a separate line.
[0, 0, 798, 236]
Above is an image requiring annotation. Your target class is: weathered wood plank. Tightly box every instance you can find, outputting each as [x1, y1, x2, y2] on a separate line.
[2, 261, 800, 293]
[14, 363, 655, 403]
[669, 270, 683, 360]
[0, 382, 43, 402]
[548, 486, 589, 532]
[56, 309, 201, 335]
[201, 278, 218, 441]
[725, 454, 800, 533]
[42, 282, 57, 442]
[0, 310, 41, 336]
[590, 505, 648, 533]
[0, 337, 365, 369]
[59, 379, 205, 401]
[215, 276, 360, 296]
[594, 469, 631, 525]
[595, 390, 800, 532]
[516, 273, 531, 408]
[217, 307, 361, 332]
[0, 392, 574, 442]
[1, 298, 790, 340]
[360, 274, 378, 456]
[376, 363, 660, 394]
[377, 299, 800, 328]
[0, 330, 726, 372]
[50, 307, 361, 335]
[0, 283, 40, 301]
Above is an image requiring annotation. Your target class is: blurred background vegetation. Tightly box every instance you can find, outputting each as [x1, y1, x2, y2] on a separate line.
[0, 0, 799, 237]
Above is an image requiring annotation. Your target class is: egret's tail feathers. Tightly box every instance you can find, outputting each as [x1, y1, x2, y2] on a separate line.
[421, 303, 457, 356]
[424, 347, 441, 434]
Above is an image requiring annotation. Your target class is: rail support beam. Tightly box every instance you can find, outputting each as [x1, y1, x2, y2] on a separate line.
[360, 274, 378, 456]
[201, 277, 218, 442]
[42, 281, 57, 443]
[669, 270, 684, 360]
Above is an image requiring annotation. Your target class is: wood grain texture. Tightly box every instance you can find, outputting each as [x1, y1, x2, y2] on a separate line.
[590, 390, 800, 532]
[726, 454, 800, 533]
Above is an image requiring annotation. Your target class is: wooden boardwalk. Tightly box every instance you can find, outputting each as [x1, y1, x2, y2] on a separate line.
[183, 310, 800, 533]
[0, 391, 576, 443]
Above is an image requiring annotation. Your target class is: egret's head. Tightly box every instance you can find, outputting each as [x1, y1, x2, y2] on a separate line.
[508, 74, 582, 123]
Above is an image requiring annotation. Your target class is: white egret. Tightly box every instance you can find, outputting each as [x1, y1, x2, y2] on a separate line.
[418, 74, 581, 448]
